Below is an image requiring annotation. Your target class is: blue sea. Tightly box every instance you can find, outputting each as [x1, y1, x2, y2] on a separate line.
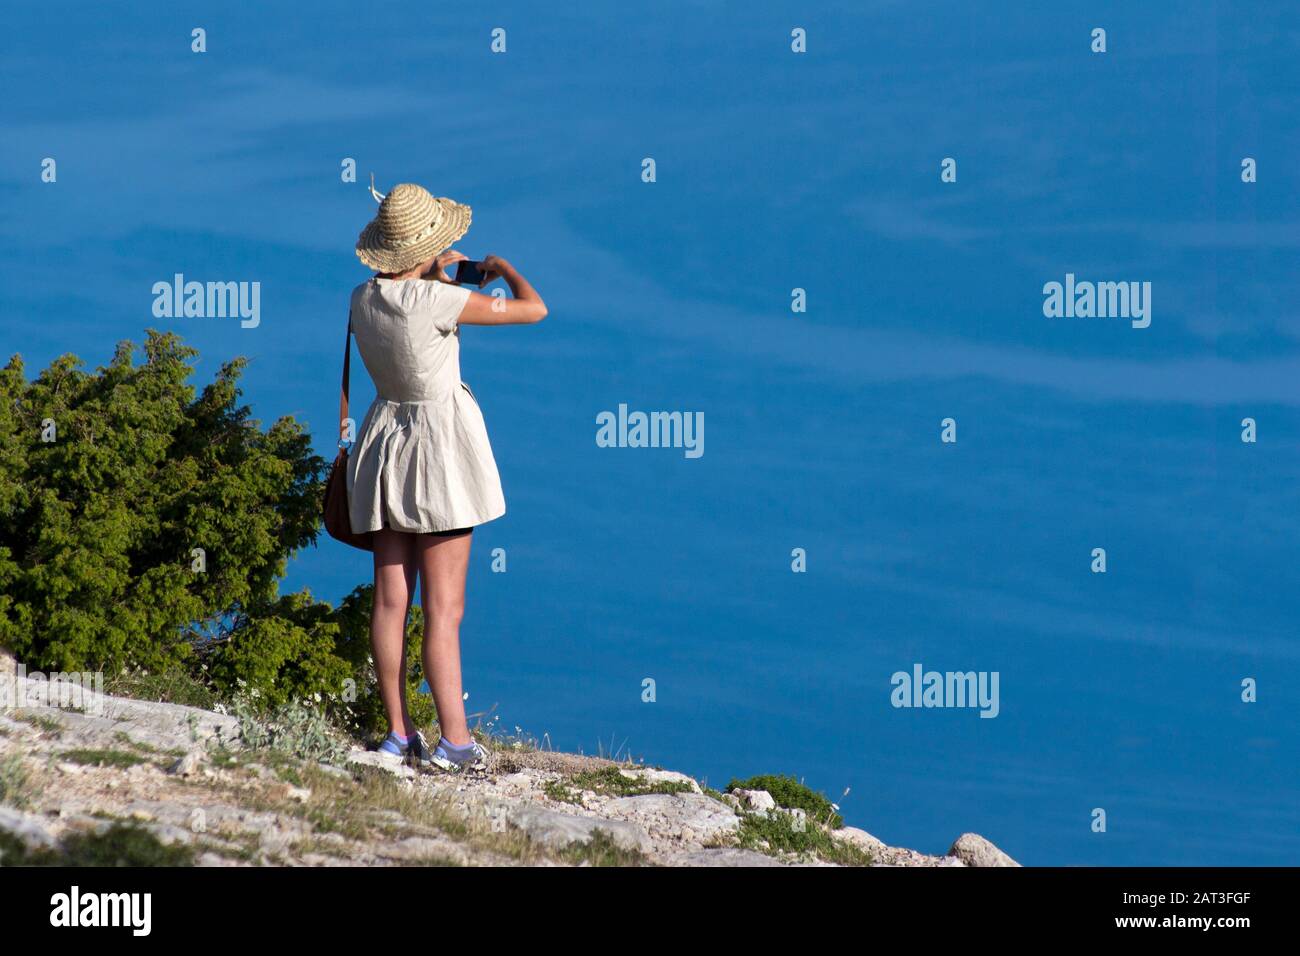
[2, 1, 1297, 864]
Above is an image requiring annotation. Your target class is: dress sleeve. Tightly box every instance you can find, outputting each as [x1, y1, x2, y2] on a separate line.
[426, 281, 473, 333]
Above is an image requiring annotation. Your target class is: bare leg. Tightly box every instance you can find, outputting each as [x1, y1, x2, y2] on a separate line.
[417, 532, 473, 745]
[371, 528, 418, 737]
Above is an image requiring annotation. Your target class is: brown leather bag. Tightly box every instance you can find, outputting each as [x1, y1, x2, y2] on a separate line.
[323, 315, 374, 551]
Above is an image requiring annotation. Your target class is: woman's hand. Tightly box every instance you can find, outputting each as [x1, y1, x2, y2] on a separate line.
[478, 254, 510, 287]
[426, 249, 468, 283]
[458, 256, 547, 325]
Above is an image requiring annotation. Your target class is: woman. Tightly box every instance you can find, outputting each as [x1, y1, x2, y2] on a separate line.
[347, 180, 546, 772]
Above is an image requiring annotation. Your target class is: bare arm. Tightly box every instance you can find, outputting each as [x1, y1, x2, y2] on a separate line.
[457, 255, 547, 326]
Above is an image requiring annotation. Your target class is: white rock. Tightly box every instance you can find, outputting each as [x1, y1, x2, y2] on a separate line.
[508, 804, 652, 854]
[0, 806, 59, 853]
[832, 826, 886, 851]
[948, 832, 1020, 867]
[603, 793, 741, 843]
[617, 767, 702, 794]
[314, 762, 352, 779]
[168, 749, 205, 777]
[197, 851, 242, 867]
[733, 788, 776, 812]
[0, 670, 1018, 870]
[257, 820, 309, 855]
[346, 750, 415, 778]
[100, 693, 240, 751]
[672, 848, 786, 867]
[381, 836, 466, 864]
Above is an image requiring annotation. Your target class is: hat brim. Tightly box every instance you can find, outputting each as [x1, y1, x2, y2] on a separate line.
[355, 198, 473, 274]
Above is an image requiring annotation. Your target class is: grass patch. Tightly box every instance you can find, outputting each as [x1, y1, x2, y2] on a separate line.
[14, 713, 61, 735]
[1, 822, 196, 867]
[728, 774, 843, 829]
[208, 757, 534, 864]
[0, 754, 33, 808]
[106, 668, 218, 710]
[112, 732, 185, 758]
[245, 749, 309, 788]
[0, 829, 32, 864]
[228, 760, 371, 843]
[58, 748, 151, 770]
[397, 853, 460, 867]
[343, 767, 548, 863]
[544, 766, 695, 805]
[555, 830, 649, 867]
[734, 812, 873, 866]
[196, 838, 259, 864]
[197, 829, 262, 864]
[273, 762, 305, 788]
[207, 746, 237, 769]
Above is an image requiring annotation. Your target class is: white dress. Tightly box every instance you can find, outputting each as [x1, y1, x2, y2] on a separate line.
[346, 277, 506, 533]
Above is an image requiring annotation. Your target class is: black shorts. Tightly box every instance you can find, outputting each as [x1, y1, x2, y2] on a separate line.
[380, 521, 473, 537]
[428, 526, 473, 537]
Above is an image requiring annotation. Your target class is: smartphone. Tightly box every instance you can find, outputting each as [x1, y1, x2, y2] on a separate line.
[454, 260, 487, 287]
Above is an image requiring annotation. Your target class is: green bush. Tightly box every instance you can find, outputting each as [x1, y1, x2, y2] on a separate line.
[0, 332, 324, 675]
[0, 333, 438, 740]
[727, 774, 844, 829]
[204, 589, 351, 712]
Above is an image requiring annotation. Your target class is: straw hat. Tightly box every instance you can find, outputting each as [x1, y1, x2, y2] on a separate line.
[355, 175, 472, 274]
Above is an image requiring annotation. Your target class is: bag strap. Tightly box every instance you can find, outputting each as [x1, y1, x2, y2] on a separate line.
[338, 312, 352, 447]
